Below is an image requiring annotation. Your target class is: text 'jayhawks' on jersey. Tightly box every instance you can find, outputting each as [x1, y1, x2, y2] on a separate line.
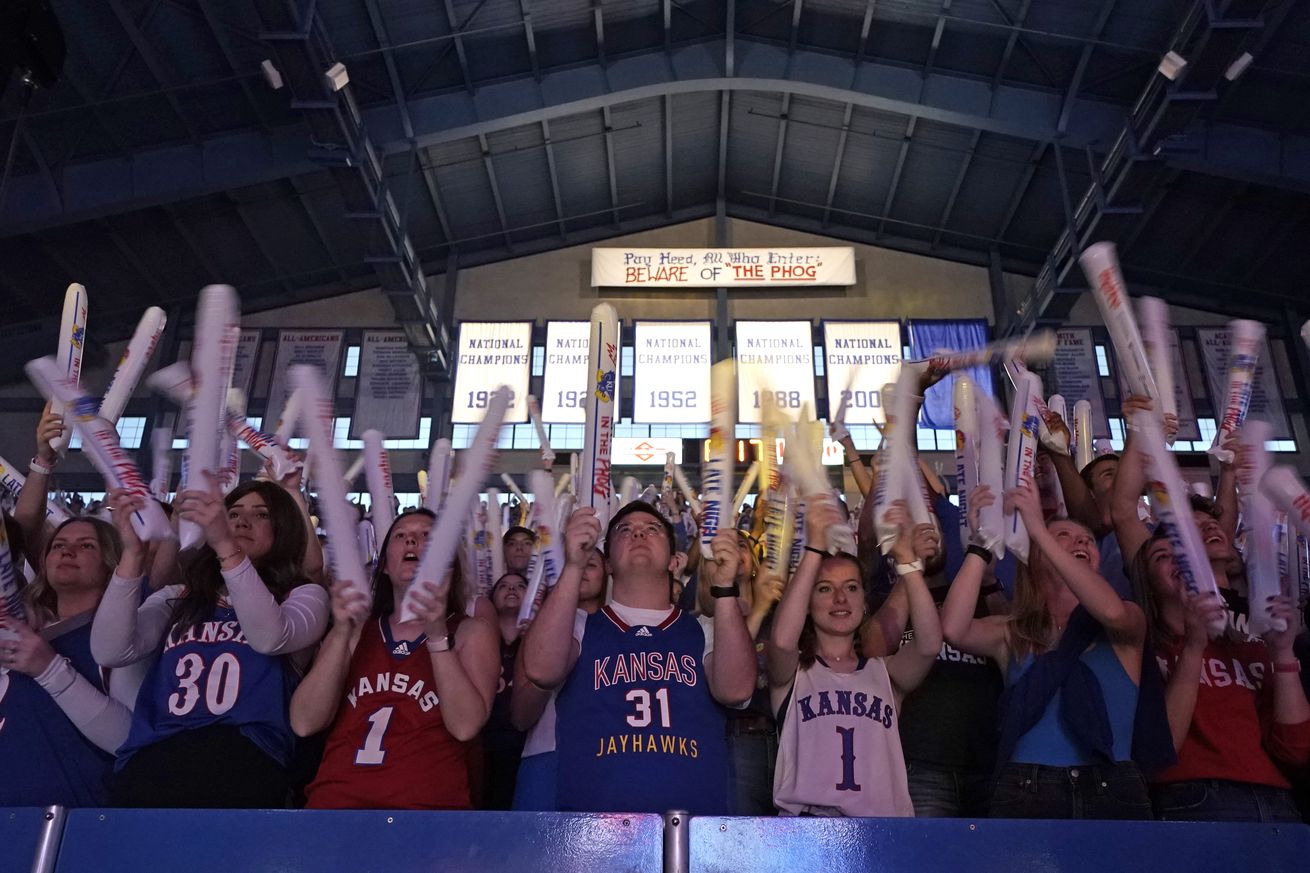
[555, 603, 728, 814]
[306, 617, 471, 809]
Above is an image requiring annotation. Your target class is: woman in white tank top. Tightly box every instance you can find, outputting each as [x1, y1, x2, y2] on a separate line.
[769, 498, 943, 817]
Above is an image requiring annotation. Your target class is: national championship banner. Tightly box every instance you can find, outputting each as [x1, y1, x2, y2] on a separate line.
[540, 321, 590, 423]
[351, 330, 422, 439]
[265, 330, 344, 429]
[591, 248, 856, 288]
[1052, 329, 1110, 439]
[1114, 327, 1200, 442]
[452, 321, 531, 424]
[736, 321, 816, 424]
[633, 321, 712, 423]
[1196, 327, 1292, 440]
[822, 321, 902, 425]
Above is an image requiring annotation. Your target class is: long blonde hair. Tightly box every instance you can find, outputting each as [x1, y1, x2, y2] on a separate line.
[24, 517, 122, 628]
[1005, 519, 1096, 660]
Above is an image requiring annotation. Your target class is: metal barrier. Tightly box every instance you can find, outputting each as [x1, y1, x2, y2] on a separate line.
[4, 807, 1308, 873]
[689, 816, 1310, 873]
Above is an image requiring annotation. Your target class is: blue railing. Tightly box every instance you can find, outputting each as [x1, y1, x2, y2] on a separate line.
[3, 807, 1308, 873]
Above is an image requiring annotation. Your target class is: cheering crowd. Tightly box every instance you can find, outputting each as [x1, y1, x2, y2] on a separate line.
[2, 354, 1309, 825]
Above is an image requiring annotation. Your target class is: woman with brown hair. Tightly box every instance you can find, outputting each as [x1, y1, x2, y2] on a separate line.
[769, 498, 941, 816]
[941, 480, 1163, 819]
[92, 477, 330, 807]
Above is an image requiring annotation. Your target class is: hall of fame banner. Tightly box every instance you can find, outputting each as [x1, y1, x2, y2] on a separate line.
[1051, 329, 1110, 439]
[540, 321, 590, 423]
[1112, 326, 1201, 442]
[633, 321, 712, 423]
[591, 248, 856, 288]
[174, 328, 262, 435]
[735, 321, 816, 424]
[452, 321, 531, 424]
[351, 330, 422, 439]
[1195, 327, 1292, 440]
[822, 321, 903, 425]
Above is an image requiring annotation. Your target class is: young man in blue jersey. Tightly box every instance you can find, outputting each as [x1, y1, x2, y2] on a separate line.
[522, 501, 756, 814]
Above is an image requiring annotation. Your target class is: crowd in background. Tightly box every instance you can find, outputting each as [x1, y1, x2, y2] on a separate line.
[3, 369, 1309, 825]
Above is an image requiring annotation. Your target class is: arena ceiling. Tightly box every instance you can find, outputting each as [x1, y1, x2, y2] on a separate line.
[1, 0, 1308, 370]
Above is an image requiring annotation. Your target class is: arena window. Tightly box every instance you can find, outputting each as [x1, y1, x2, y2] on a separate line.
[342, 345, 360, 377]
[69, 416, 147, 451]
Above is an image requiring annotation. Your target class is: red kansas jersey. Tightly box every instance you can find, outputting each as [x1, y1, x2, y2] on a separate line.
[306, 617, 471, 809]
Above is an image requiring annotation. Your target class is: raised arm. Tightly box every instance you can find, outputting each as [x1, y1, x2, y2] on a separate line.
[91, 492, 174, 666]
[767, 497, 838, 690]
[1109, 397, 1155, 567]
[940, 485, 1010, 663]
[521, 508, 597, 689]
[1040, 409, 1100, 532]
[884, 507, 944, 697]
[705, 527, 756, 707]
[1213, 435, 1239, 543]
[289, 578, 368, 737]
[1012, 480, 1144, 642]
[1163, 592, 1225, 750]
[14, 405, 64, 568]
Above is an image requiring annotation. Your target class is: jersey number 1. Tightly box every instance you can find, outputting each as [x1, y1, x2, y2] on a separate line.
[355, 706, 395, 765]
[835, 726, 861, 791]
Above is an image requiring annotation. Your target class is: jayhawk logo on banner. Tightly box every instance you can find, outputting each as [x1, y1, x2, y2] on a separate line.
[70, 326, 86, 349]
[595, 370, 616, 403]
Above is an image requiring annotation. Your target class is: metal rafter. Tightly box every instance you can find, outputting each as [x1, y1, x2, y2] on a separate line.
[540, 119, 568, 237]
[996, 142, 1047, 241]
[877, 0, 952, 239]
[601, 106, 620, 226]
[989, 0, 1033, 92]
[195, 0, 273, 133]
[415, 146, 454, 243]
[821, 104, 854, 227]
[163, 204, 224, 284]
[226, 194, 296, 297]
[767, 94, 792, 218]
[520, 0, 541, 80]
[984, 0, 1060, 87]
[362, 0, 415, 140]
[442, 0, 476, 93]
[98, 219, 168, 303]
[477, 134, 514, 250]
[664, 95, 675, 216]
[594, 1, 607, 67]
[932, 128, 982, 248]
[104, 0, 202, 145]
[1057, 0, 1119, 135]
[663, 0, 673, 54]
[287, 178, 352, 284]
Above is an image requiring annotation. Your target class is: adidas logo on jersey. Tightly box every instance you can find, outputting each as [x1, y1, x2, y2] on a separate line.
[634, 626, 652, 637]
[392, 641, 411, 656]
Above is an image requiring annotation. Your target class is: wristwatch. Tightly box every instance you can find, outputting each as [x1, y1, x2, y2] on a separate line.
[709, 584, 741, 599]
[425, 633, 453, 653]
[894, 560, 924, 577]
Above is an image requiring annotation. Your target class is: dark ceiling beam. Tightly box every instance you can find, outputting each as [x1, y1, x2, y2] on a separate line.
[97, 219, 168, 305]
[477, 134, 514, 251]
[983, 0, 1060, 87]
[601, 105, 621, 226]
[194, 0, 274, 133]
[1056, 0, 1118, 135]
[995, 141, 1047, 241]
[663, 95, 675, 217]
[520, 1, 541, 80]
[441, 0, 476, 94]
[104, 0, 202, 146]
[286, 177, 352, 285]
[361, 0, 416, 140]
[767, 94, 792, 218]
[594, 1, 607, 67]
[415, 146, 454, 243]
[540, 119, 568, 237]
[717, 0, 735, 203]
[877, 0, 951, 239]
[990, 0, 1032, 90]
[162, 204, 224, 284]
[932, 128, 981, 249]
[11, 38, 1300, 236]
[663, 0, 673, 55]
[821, 103, 853, 227]
[226, 194, 296, 297]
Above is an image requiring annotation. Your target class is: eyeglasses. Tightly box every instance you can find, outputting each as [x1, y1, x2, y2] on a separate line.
[612, 520, 665, 539]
